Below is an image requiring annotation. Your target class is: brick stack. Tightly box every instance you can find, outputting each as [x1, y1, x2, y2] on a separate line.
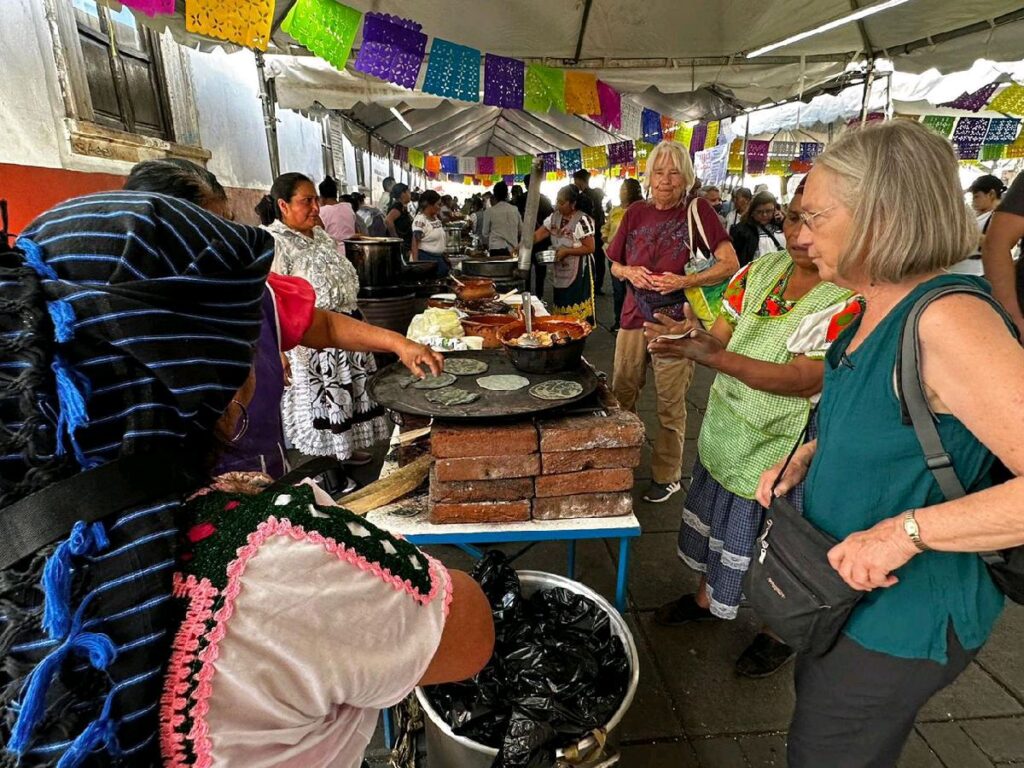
[428, 397, 644, 523]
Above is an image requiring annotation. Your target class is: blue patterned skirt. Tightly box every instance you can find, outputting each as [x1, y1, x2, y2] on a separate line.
[677, 458, 807, 620]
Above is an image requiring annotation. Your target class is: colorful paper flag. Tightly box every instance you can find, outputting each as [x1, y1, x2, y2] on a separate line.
[989, 84, 1024, 116]
[541, 152, 558, 172]
[408, 148, 425, 169]
[441, 156, 459, 174]
[746, 140, 770, 174]
[607, 140, 634, 166]
[353, 12, 427, 90]
[660, 115, 678, 142]
[621, 99, 643, 139]
[565, 71, 600, 115]
[458, 156, 477, 175]
[921, 115, 956, 138]
[515, 155, 533, 175]
[591, 81, 621, 131]
[704, 121, 720, 148]
[425, 155, 441, 174]
[770, 141, 797, 158]
[985, 117, 1022, 145]
[494, 156, 515, 175]
[122, 0, 174, 15]
[422, 39, 481, 102]
[476, 156, 495, 175]
[951, 117, 991, 145]
[674, 124, 693, 150]
[392, 145, 409, 163]
[942, 83, 999, 112]
[954, 141, 982, 161]
[727, 140, 744, 173]
[980, 144, 1007, 161]
[483, 54, 525, 109]
[524, 63, 566, 113]
[799, 142, 824, 161]
[559, 148, 582, 173]
[642, 109, 662, 145]
[690, 123, 708, 155]
[581, 145, 608, 169]
[186, 0, 275, 50]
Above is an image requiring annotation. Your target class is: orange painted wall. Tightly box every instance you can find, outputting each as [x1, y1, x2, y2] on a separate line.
[1, 163, 126, 236]
[1, 163, 266, 235]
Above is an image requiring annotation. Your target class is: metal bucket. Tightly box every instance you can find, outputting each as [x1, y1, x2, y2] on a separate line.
[415, 571, 639, 768]
[357, 290, 417, 335]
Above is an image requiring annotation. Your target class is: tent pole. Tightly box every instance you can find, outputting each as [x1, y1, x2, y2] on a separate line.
[740, 118, 750, 188]
[860, 59, 876, 125]
[885, 71, 894, 121]
[254, 50, 281, 180]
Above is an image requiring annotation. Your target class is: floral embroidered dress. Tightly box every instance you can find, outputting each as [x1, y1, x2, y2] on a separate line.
[544, 210, 596, 324]
[264, 221, 390, 460]
[160, 475, 451, 768]
[677, 252, 862, 619]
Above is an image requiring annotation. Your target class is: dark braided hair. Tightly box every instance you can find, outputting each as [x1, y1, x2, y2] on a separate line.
[0, 247, 71, 508]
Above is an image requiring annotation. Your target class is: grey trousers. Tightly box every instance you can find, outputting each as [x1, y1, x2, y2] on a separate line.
[788, 627, 976, 768]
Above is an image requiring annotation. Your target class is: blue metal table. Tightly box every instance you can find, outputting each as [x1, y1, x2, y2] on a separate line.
[365, 505, 641, 613]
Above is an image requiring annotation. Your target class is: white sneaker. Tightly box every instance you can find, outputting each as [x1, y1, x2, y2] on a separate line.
[643, 481, 681, 503]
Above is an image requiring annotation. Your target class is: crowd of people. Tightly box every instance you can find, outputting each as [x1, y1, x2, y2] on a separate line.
[3, 118, 1024, 768]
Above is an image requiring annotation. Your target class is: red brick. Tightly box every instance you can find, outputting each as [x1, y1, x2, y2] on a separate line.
[537, 410, 644, 453]
[541, 447, 641, 475]
[435, 453, 541, 482]
[430, 500, 531, 524]
[431, 422, 538, 459]
[533, 492, 634, 520]
[429, 468, 534, 503]
[534, 468, 634, 498]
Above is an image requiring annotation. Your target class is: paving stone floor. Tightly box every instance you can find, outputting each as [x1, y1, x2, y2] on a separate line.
[365, 289, 1024, 767]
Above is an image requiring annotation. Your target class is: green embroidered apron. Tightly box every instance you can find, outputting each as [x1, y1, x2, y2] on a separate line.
[698, 252, 852, 499]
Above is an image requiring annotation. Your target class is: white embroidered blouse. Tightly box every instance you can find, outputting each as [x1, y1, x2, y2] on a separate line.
[264, 220, 360, 314]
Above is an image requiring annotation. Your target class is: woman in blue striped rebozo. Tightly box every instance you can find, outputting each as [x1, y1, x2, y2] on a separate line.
[0, 191, 274, 767]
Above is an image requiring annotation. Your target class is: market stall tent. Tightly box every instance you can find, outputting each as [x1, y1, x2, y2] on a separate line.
[133, 0, 1024, 156]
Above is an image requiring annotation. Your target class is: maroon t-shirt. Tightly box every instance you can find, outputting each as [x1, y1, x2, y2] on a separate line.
[606, 197, 731, 329]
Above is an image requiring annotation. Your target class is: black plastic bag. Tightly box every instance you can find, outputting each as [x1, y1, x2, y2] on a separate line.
[426, 551, 630, 768]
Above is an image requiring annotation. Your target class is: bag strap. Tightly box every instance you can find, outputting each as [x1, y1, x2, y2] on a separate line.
[0, 450, 203, 570]
[896, 284, 1019, 564]
[770, 407, 816, 496]
[758, 224, 784, 252]
[687, 199, 711, 260]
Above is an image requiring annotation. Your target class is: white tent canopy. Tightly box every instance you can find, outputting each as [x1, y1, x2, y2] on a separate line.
[136, 0, 1024, 155]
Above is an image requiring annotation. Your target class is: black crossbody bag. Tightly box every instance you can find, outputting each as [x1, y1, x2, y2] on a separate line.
[742, 415, 862, 656]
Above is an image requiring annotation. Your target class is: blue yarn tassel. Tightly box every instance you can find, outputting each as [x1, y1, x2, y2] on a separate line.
[55, 688, 121, 768]
[51, 355, 97, 470]
[7, 631, 117, 757]
[15, 236, 59, 281]
[41, 522, 109, 639]
[47, 299, 76, 343]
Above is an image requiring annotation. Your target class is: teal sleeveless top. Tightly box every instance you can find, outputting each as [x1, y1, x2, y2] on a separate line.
[804, 274, 1004, 663]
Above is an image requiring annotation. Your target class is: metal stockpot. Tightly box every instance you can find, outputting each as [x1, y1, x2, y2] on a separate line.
[343, 238, 403, 288]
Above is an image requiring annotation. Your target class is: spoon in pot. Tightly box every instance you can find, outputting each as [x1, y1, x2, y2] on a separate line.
[517, 291, 542, 348]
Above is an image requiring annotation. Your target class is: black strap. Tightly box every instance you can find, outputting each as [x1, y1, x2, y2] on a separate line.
[771, 407, 816, 496]
[758, 224, 784, 252]
[0, 451, 202, 570]
[266, 456, 341, 493]
[895, 284, 1020, 564]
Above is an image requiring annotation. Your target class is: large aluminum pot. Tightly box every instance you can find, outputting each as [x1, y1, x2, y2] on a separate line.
[461, 258, 518, 279]
[444, 224, 466, 254]
[343, 238, 403, 288]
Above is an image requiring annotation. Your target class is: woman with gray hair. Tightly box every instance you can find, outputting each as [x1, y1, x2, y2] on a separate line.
[754, 119, 1024, 765]
[607, 140, 740, 503]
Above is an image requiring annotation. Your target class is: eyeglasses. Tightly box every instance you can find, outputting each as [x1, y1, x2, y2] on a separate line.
[797, 205, 835, 231]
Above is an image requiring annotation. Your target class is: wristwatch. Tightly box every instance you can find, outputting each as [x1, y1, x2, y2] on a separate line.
[902, 510, 929, 552]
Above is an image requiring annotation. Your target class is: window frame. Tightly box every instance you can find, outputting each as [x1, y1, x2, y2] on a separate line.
[45, 0, 208, 164]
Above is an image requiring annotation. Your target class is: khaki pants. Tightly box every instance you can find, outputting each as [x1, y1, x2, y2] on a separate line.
[612, 328, 694, 485]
